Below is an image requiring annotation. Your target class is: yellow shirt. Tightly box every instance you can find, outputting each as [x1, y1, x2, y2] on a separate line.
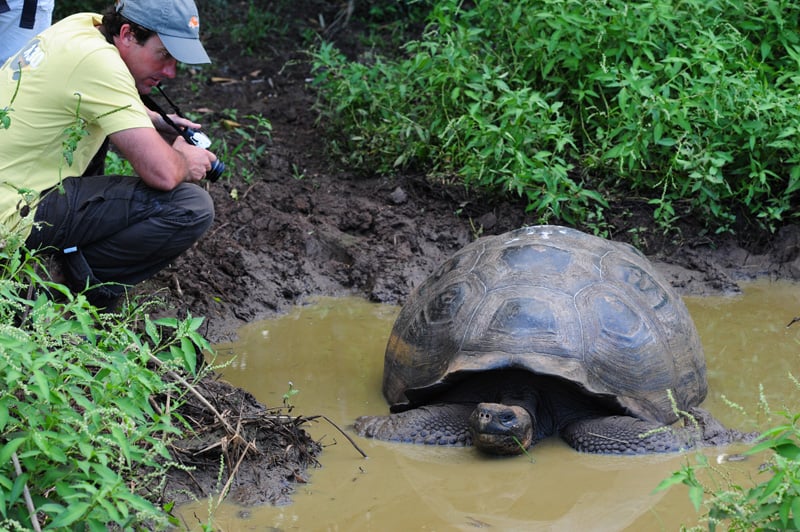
[0, 12, 153, 237]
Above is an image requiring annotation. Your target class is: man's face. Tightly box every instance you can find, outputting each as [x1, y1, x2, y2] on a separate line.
[116, 24, 178, 94]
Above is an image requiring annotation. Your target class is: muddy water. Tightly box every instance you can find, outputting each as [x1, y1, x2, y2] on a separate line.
[181, 280, 800, 531]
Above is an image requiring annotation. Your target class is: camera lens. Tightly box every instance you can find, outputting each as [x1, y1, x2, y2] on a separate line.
[207, 159, 225, 182]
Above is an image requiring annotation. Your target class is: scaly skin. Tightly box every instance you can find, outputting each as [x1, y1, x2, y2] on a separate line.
[353, 372, 756, 455]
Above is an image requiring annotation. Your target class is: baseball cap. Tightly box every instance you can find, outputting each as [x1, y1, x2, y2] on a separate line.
[115, 0, 211, 64]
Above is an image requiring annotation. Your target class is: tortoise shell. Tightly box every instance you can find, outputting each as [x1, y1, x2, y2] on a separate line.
[383, 225, 707, 424]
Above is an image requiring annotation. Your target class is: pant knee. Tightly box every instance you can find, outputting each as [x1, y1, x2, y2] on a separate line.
[174, 183, 215, 238]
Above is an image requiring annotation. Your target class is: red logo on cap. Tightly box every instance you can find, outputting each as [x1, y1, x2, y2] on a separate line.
[188, 16, 199, 29]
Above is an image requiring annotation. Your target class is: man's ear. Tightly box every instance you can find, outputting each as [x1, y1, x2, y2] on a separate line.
[114, 24, 135, 55]
[117, 24, 134, 44]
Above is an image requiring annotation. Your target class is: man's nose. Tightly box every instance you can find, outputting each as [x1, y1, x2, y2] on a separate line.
[163, 59, 177, 78]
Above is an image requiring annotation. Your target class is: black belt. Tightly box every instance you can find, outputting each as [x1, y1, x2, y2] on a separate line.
[0, 0, 38, 29]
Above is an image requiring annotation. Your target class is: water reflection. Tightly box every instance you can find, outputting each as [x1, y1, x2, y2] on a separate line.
[181, 280, 800, 530]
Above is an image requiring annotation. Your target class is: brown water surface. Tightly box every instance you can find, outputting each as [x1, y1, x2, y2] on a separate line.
[181, 279, 800, 531]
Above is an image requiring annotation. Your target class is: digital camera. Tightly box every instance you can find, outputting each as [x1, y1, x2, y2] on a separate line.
[182, 128, 225, 182]
[142, 87, 227, 183]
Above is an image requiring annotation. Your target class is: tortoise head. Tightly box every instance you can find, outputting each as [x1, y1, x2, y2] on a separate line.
[469, 403, 533, 455]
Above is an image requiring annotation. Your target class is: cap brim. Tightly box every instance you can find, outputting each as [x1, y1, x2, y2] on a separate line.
[159, 34, 211, 64]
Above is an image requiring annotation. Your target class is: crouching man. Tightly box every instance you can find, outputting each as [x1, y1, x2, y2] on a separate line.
[0, 0, 218, 308]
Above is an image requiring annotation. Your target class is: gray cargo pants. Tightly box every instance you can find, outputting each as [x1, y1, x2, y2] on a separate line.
[26, 174, 214, 307]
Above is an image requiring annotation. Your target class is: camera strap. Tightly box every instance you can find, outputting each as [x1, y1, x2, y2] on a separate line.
[141, 87, 193, 145]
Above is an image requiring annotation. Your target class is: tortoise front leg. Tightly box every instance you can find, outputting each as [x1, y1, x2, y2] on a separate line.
[560, 408, 756, 454]
[354, 404, 475, 446]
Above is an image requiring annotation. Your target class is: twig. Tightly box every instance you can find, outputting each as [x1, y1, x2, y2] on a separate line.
[262, 412, 367, 457]
[12, 452, 41, 532]
[306, 414, 368, 458]
[147, 353, 237, 436]
[239, 182, 258, 202]
[217, 438, 258, 502]
[171, 273, 184, 298]
[206, 221, 230, 239]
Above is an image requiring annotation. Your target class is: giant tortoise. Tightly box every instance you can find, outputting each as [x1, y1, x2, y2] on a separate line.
[354, 225, 748, 455]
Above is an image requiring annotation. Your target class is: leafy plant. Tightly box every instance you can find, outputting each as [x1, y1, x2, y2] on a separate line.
[60, 93, 89, 168]
[283, 381, 299, 408]
[229, 3, 288, 56]
[310, 0, 800, 234]
[0, 238, 214, 529]
[104, 149, 135, 175]
[658, 381, 800, 531]
[0, 67, 21, 130]
[210, 112, 272, 184]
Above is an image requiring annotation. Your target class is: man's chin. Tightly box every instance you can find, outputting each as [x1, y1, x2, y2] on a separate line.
[138, 83, 158, 95]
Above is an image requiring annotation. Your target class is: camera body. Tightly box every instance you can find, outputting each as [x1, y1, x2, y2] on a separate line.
[141, 88, 226, 183]
[183, 128, 225, 182]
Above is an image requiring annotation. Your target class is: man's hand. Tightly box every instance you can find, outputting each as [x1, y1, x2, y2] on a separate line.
[110, 127, 217, 190]
[172, 135, 218, 183]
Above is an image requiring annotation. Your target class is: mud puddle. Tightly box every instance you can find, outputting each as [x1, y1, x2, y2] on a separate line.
[179, 280, 800, 530]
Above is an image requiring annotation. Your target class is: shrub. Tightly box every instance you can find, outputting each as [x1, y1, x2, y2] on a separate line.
[659, 383, 800, 531]
[311, 0, 800, 233]
[0, 234, 211, 530]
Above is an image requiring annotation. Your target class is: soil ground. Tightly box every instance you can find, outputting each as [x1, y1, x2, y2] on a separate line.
[148, 0, 800, 511]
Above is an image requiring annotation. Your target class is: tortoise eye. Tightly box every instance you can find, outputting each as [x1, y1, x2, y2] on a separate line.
[498, 412, 516, 426]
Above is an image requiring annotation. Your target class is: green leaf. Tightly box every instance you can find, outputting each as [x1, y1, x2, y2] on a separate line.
[32, 369, 50, 402]
[792, 496, 800, 530]
[774, 442, 800, 461]
[187, 315, 205, 332]
[111, 425, 133, 463]
[152, 317, 179, 328]
[0, 437, 26, 466]
[780, 496, 792, 527]
[88, 518, 111, 532]
[180, 337, 197, 374]
[757, 471, 786, 504]
[91, 462, 121, 484]
[688, 484, 704, 512]
[653, 473, 687, 492]
[0, 402, 8, 432]
[9, 473, 27, 506]
[44, 442, 68, 464]
[48, 501, 91, 528]
[145, 316, 160, 344]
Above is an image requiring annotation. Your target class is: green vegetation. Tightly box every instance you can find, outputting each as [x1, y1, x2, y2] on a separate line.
[52, 0, 107, 19]
[1, 64, 21, 130]
[659, 384, 800, 531]
[210, 111, 273, 185]
[0, 235, 211, 529]
[310, 0, 800, 233]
